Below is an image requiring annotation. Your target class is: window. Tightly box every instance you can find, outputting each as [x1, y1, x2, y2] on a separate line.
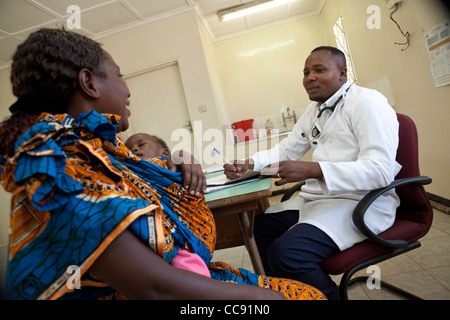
[333, 15, 357, 83]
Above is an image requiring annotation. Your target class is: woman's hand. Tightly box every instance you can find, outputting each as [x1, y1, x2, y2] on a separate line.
[171, 150, 206, 196]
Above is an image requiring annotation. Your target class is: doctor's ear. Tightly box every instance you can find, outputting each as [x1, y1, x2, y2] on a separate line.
[78, 68, 101, 99]
[339, 66, 348, 81]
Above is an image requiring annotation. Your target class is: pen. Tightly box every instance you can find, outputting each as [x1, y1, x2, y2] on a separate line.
[213, 148, 236, 169]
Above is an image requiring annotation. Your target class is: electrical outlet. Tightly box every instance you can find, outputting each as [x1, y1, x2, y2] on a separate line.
[386, 0, 402, 9]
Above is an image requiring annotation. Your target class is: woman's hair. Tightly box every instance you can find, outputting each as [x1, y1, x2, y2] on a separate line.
[0, 28, 106, 156]
[10, 28, 106, 114]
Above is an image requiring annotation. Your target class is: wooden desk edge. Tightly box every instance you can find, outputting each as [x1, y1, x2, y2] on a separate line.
[206, 189, 272, 210]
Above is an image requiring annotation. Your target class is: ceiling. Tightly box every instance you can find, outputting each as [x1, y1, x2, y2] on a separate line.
[0, 0, 325, 70]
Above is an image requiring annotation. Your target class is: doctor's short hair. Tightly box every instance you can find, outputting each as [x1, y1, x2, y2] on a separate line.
[311, 46, 347, 69]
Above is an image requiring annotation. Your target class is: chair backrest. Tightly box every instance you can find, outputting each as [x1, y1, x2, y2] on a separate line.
[394, 113, 433, 235]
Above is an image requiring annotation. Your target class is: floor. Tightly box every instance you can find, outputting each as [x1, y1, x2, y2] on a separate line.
[211, 194, 450, 300]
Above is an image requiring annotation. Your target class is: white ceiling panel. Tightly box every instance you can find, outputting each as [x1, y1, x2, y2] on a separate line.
[0, 0, 57, 34]
[0, 37, 23, 63]
[290, 0, 324, 13]
[126, 0, 191, 18]
[0, 0, 324, 70]
[33, 0, 113, 16]
[80, 2, 140, 34]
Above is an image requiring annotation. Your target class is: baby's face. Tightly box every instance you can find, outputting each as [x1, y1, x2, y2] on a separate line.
[125, 135, 166, 158]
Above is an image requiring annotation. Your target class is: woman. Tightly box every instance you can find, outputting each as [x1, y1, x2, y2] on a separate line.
[0, 28, 325, 300]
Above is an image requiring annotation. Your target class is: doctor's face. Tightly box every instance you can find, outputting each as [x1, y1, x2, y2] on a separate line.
[302, 50, 347, 104]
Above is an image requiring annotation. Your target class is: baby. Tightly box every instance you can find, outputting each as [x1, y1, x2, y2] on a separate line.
[125, 133, 170, 159]
[125, 133, 211, 278]
[125, 133, 179, 171]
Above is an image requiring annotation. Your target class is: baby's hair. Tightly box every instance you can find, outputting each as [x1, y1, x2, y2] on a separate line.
[150, 135, 170, 151]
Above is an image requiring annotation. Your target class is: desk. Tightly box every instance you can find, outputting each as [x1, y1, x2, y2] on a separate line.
[205, 177, 271, 275]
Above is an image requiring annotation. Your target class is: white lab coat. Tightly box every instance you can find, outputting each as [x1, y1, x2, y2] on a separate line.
[252, 83, 401, 250]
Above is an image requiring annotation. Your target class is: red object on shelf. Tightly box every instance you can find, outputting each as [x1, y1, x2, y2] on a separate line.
[232, 119, 255, 142]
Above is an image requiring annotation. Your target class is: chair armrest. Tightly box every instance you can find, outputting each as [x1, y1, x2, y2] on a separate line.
[352, 176, 432, 249]
[281, 182, 305, 202]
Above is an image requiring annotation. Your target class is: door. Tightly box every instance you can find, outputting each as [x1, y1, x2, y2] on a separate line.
[120, 62, 194, 154]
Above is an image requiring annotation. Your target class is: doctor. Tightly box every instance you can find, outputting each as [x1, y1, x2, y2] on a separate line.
[224, 46, 401, 300]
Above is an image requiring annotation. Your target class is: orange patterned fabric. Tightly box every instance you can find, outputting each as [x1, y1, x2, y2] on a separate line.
[259, 276, 326, 300]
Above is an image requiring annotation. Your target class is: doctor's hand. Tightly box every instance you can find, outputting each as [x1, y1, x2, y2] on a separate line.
[262, 161, 323, 186]
[223, 159, 255, 180]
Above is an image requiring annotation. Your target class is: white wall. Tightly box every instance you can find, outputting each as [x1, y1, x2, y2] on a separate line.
[100, 10, 222, 136]
[214, 14, 326, 125]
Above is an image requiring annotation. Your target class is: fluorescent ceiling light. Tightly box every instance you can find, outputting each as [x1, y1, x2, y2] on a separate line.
[217, 0, 297, 22]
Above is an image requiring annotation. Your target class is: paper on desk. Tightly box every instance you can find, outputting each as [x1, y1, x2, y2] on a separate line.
[202, 164, 225, 174]
[205, 179, 259, 193]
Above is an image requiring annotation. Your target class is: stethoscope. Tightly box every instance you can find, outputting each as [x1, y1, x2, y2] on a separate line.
[309, 84, 352, 139]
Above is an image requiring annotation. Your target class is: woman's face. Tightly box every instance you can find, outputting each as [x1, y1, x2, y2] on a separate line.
[94, 52, 131, 132]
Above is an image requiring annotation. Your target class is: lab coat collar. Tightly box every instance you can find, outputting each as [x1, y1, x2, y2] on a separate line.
[318, 82, 351, 111]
